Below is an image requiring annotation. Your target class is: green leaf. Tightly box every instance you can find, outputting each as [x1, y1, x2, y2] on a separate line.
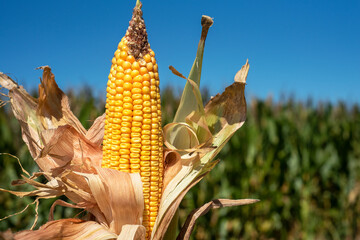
[166, 16, 213, 151]
[166, 66, 213, 151]
[173, 16, 213, 123]
[154, 61, 250, 240]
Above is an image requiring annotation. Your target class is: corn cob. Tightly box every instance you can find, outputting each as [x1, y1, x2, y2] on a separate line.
[102, 2, 163, 237]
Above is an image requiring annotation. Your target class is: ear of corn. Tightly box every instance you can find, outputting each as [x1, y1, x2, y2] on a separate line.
[101, 2, 163, 238]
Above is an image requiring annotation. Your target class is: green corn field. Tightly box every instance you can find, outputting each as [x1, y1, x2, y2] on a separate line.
[1, 87, 359, 239]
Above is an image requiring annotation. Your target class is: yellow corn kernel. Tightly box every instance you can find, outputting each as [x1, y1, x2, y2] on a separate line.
[101, 3, 163, 237]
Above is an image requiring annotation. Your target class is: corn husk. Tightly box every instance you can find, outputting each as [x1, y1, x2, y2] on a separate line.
[0, 12, 256, 240]
[0, 67, 144, 239]
[14, 219, 118, 240]
[177, 198, 259, 239]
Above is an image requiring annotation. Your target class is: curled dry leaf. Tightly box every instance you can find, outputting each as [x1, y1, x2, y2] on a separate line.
[86, 113, 106, 147]
[35, 66, 86, 134]
[1, 66, 103, 176]
[117, 225, 146, 240]
[14, 219, 118, 240]
[0, 67, 145, 239]
[234, 59, 250, 84]
[177, 198, 259, 240]
[95, 167, 143, 234]
[204, 60, 249, 137]
[162, 150, 182, 191]
[152, 173, 206, 240]
[0, 172, 64, 199]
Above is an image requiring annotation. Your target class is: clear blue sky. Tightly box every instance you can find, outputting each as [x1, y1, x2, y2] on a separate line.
[1, 0, 359, 104]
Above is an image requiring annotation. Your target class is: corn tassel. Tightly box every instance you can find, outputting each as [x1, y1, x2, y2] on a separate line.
[102, 2, 163, 237]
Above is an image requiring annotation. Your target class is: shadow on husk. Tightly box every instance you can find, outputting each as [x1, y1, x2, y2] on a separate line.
[0, 15, 257, 240]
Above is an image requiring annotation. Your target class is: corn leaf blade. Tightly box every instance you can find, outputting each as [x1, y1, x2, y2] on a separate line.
[173, 16, 213, 123]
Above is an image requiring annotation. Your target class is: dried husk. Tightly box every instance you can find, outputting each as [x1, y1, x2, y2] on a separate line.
[117, 225, 146, 240]
[177, 198, 259, 240]
[0, 67, 144, 239]
[0, 12, 256, 240]
[14, 219, 118, 240]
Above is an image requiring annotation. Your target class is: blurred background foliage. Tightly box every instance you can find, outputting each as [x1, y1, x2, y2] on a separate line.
[0, 86, 359, 239]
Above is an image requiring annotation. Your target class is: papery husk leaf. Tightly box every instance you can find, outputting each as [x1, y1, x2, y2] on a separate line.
[152, 169, 212, 240]
[0, 68, 106, 205]
[162, 151, 182, 191]
[204, 59, 249, 138]
[152, 166, 195, 239]
[14, 219, 117, 240]
[152, 159, 219, 239]
[57, 170, 97, 205]
[117, 225, 146, 240]
[36, 66, 86, 134]
[37, 125, 102, 174]
[97, 168, 143, 234]
[177, 198, 259, 240]
[86, 113, 106, 147]
[1, 68, 148, 237]
[234, 59, 250, 84]
[0, 69, 120, 231]
[3, 67, 87, 167]
[0, 67, 102, 175]
[77, 172, 112, 227]
[0, 72, 18, 90]
[79, 167, 144, 234]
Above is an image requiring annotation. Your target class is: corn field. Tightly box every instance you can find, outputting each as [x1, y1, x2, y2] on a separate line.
[1, 87, 359, 239]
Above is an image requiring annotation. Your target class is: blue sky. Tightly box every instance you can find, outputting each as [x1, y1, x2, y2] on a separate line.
[1, 0, 359, 104]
